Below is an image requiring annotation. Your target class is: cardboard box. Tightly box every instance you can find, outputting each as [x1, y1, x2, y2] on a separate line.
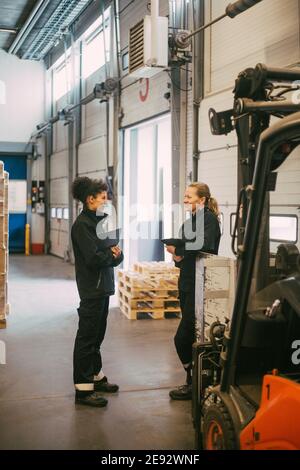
[0, 165, 8, 329]
[3, 215, 8, 233]
[0, 287, 6, 312]
[0, 179, 4, 200]
[0, 248, 7, 273]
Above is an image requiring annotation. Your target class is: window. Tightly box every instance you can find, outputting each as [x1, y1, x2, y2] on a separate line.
[63, 208, 69, 220]
[56, 208, 63, 219]
[230, 213, 298, 244]
[53, 56, 71, 101]
[122, 52, 129, 71]
[51, 208, 57, 218]
[82, 8, 111, 79]
[270, 215, 298, 243]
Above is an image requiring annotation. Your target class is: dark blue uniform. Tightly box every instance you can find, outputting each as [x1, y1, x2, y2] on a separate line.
[174, 207, 221, 367]
[71, 207, 123, 391]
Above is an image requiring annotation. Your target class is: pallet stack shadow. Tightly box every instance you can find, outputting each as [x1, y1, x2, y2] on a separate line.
[0, 162, 9, 329]
[118, 262, 181, 320]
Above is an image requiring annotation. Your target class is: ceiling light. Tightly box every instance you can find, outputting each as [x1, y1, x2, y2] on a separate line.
[0, 27, 17, 33]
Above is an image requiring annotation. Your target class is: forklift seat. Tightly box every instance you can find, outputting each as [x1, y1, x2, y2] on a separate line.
[241, 310, 287, 349]
[236, 310, 287, 376]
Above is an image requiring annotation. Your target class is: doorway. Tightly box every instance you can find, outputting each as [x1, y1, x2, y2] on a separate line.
[122, 115, 172, 270]
[0, 155, 27, 253]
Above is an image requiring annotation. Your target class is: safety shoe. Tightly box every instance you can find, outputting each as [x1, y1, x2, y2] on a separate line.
[169, 384, 192, 401]
[94, 376, 119, 393]
[75, 391, 108, 407]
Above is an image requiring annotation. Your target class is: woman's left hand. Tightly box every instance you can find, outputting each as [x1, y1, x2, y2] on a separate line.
[166, 245, 176, 255]
[173, 255, 184, 263]
[111, 246, 122, 258]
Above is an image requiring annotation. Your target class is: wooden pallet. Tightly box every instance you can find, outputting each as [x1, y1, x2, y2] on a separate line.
[118, 279, 178, 299]
[118, 267, 181, 319]
[118, 272, 178, 299]
[118, 269, 178, 285]
[118, 270, 177, 288]
[119, 287, 180, 310]
[119, 297, 181, 320]
[133, 262, 179, 277]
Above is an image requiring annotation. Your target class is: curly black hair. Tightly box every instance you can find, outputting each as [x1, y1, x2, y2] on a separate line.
[71, 177, 108, 204]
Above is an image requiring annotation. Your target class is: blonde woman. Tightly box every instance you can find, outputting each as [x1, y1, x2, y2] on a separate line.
[166, 183, 221, 400]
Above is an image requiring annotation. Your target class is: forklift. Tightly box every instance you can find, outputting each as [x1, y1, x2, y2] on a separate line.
[192, 64, 300, 450]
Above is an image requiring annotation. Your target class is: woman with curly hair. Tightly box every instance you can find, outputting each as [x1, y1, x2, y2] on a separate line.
[71, 176, 123, 407]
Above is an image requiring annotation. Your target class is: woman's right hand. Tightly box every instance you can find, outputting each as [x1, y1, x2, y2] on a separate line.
[111, 246, 122, 258]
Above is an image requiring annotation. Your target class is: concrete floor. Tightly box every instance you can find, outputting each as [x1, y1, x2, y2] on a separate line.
[0, 255, 194, 450]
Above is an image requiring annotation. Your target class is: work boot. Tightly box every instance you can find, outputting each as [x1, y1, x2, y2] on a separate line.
[75, 391, 108, 407]
[169, 384, 192, 401]
[94, 376, 119, 393]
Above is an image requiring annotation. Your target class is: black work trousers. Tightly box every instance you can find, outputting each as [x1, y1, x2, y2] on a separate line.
[73, 296, 110, 389]
[174, 291, 195, 366]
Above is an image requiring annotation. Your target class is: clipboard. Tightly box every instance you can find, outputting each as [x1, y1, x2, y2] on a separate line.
[161, 238, 185, 247]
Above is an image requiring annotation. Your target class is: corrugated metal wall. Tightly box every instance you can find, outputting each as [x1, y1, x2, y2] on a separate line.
[270, 116, 300, 252]
[50, 93, 69, 258]
[50, 63, 109, 257]
[120, 72, 170, 127]
[198, 0, 300, 257]
[47, 0, 300, 259]
[119, 0, 170, 128]
[198, 91, 237, 258]
[206, 0, 300, 94]
[78, 66, 108, 180]
[185, 69, 193, 185]
[48, 0, 171, 258]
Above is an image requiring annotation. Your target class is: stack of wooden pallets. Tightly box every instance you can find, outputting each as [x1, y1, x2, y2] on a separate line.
[118, 262, 181, 320]
[0, 162, 9, 329]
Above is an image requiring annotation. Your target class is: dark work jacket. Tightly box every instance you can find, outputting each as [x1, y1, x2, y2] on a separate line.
[71, 207, 123, 300]
[175, 207, 221, 293]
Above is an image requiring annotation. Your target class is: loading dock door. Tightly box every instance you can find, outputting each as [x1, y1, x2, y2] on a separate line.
[123, 115, 172, 269]
[1, 156, 27, 253]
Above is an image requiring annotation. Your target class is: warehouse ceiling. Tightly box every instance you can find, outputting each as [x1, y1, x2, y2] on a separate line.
[0, 0, 93, 60]
[0, 0, 38, 51]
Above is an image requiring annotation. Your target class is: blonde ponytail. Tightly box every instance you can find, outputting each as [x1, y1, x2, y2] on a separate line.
[207, 197, 220, 220]
[189, 182, 220, 221]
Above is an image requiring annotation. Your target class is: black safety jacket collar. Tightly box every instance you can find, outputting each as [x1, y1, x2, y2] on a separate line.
[82, 206, 108, 222]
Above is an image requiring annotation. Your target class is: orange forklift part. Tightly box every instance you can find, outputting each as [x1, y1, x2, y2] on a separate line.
[240, 375, 300, 450]
[25, 223, 30, 256]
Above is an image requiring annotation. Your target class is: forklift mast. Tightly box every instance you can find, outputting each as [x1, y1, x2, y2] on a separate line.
[208, 63, 300, 392]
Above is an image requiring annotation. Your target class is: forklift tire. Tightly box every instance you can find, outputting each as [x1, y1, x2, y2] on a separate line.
[202, 402, 238, 450]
